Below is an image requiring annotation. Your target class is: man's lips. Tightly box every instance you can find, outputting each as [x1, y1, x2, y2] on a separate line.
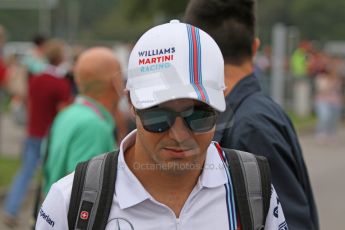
[163, 147, 193, 158]
[165, 147, 191, 152]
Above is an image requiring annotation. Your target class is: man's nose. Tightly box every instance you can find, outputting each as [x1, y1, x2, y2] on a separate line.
[168, 117, 192, 142]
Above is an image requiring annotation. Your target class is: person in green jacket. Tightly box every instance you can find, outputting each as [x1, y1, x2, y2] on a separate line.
[43, 47, 126, 194]
[290, 42, 311, 79]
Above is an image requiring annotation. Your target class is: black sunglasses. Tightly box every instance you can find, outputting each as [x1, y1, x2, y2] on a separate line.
[136, 106, 218, 133]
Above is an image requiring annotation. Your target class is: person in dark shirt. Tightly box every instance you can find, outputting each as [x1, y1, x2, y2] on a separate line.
[184, 0, 319, 229]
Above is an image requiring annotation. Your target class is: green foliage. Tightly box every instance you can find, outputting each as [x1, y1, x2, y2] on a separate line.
[0, 0, 344, 43]
[0, 9, 39, 41]
[121, 0, 187, 21]
[52, 0, 119, 41]
[88, 0, 188, 42]
[287, 111, 317, 133]
[290, 0, 345, 41]
[0, 155, 20, 188]
[257, 0, 293, 44]
[88, 0, 153, 42]
[257, 0, 345, 43]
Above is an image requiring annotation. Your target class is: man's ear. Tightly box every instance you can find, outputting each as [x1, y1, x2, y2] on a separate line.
[252, 38, 261, 57]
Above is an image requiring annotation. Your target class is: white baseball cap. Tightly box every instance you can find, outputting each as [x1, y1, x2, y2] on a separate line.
[126, 20, 226, 112]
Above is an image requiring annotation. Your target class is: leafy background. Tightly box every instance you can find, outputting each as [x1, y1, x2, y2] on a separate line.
[0, 0, 344, 44]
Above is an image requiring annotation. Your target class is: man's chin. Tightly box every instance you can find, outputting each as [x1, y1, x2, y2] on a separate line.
[157, 161, 202, 176]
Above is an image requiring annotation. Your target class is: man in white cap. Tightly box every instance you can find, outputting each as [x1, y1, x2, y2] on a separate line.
[36, 20, 287, 230]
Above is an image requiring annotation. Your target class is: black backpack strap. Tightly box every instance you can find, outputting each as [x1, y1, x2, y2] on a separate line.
[93, 151, 118, 229]
[67, 150, 119, 230]
[223, 148, 253, 230]
[68, 160, 89, 229]
[256, 155, 272, 221]
[223, 148, 271, 230]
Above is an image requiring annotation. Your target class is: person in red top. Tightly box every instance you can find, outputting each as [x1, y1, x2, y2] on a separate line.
[0, 25, 7, 105]
[0, 57, 6, 87]
[3, 39, 71, 227]
[0, 56, 6, 88]
[28, 64, 71, 137]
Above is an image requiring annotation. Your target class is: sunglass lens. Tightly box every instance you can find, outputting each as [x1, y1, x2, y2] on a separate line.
[139, 109, 172, 133]
[186, 109, 217, 132]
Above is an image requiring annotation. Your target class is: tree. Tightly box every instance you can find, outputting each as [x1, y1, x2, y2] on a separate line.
[2, 0, 345, 44]
[290, 0, 345, 41]
[257, 0, 345, 44]
[86, 0, 188, 42]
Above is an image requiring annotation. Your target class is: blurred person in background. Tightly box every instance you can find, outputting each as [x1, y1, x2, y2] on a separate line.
[290, 41, 312, 79]
[22, 34, 48, 77]
[333, 57, 345, 118]
[65, 45, 85, 96]
[43, 47, 126, 194]
[0, 25, 7, 105]
[5, 34, 49, 128]
[5, 53, 28, 126]
[254, 45, 271, 95]
[314, 55, 343, 142]
[2, 39, 72, 227]
[290, 41, 314, 117]
[184, 0, 319, 229]
[307, 49, 327, 79]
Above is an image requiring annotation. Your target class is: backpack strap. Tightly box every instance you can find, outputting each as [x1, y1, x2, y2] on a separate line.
[68, 158, 88, 229]
[67, 150, 119, 230]
[223, 148, 271, 230]
[256, 155, 272, 222]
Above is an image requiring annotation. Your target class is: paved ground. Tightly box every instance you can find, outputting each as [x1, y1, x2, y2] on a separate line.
[300, 128, 345, 230]
[0, 113, 344, 229]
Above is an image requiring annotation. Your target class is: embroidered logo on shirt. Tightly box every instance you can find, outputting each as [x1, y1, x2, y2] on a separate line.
[274, 207, 279, 218]
[274, 197, 280, 218]
[279, 221, 288, 230]
[39, 208, 55, 227]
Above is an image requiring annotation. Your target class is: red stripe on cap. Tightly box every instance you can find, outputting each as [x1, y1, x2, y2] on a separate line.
[191, 27, 199, 84]
[191, 26, 206, 101]
[196, 84, 206, 101]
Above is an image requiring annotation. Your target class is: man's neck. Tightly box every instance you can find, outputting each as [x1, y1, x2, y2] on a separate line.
[224, 61, 254, 96]
[83, 93, 112, 113]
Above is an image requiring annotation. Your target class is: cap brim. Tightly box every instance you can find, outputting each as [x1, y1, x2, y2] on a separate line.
[130, 84, 225, 112]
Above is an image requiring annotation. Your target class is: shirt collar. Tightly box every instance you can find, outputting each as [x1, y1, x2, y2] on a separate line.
[199, 142, 228, 188]
[116, 130, 151, 209]
[115, 130, 228, 209]
[75, 95, 114, 127]
[42, 64, 66, 78]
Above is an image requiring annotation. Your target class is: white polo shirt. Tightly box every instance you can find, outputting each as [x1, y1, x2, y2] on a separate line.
[36, 130, 288, 230]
